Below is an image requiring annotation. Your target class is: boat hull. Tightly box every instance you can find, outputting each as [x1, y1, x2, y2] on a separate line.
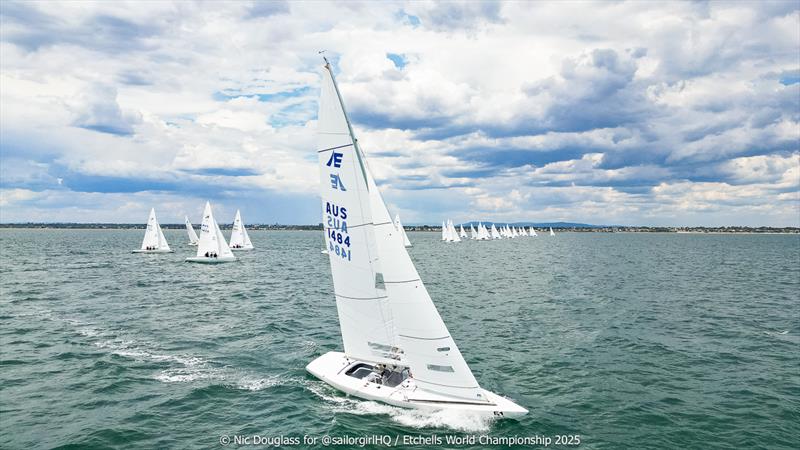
[230, 247, 253, 251]
[132, 249, 174, 253]
[185, 256, 236, 264]
[306, 351, 528, 418]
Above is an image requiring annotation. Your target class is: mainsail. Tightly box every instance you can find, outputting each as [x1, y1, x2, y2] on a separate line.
[141, 208, 170, 251]
[318, 59, 483, 400]
[185, 215, 199, 245]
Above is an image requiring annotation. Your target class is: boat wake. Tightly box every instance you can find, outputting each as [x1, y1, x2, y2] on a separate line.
[50, 312, 281, 392]
[304, 380, 494, 432]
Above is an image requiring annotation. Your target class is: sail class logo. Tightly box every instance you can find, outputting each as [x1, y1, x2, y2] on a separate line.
[330, 174, 346, 191]
[326, 151, 344, 168]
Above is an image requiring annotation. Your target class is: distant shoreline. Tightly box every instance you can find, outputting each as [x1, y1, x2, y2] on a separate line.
[0, 224, 797, 234]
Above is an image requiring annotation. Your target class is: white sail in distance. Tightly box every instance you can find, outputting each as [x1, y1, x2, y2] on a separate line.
[394, 214, 412, 247]
[317, 60, 483, 400]
[229, 209, 254, 250]
[491, 224, 501, 239]
[469, 224, 477, 240]
[448, 220, 461, 242]
[139, 208, 171, 251]
[185, 215, 199, 245]
[195, 202, 235, 260]
[459, 225, 467, 238]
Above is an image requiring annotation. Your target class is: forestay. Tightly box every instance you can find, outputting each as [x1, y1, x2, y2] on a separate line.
[318, 61, 484, 401]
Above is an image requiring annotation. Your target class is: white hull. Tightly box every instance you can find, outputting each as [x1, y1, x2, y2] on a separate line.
[306, 351, 527, 419]
[230, 247, 254, 251]
[132, 249, 173, 253]
[185, 256, 236, 264]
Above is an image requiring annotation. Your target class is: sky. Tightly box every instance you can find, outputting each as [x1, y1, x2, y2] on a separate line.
[0, 1, 798, 226]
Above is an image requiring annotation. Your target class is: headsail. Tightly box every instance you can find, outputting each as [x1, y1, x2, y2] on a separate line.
[318, 60, 484, 400]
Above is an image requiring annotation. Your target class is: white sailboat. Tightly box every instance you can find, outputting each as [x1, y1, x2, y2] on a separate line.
[459, 225, 467, 238]
[307, 58, 526, 418]
[549, 227, 556, 236]
[394, 214, 412, 247]
[448, 220, 461, 242]
[186, 202, 236, 263]
[132, 208, 173, 253]
[229, 209, 254, 250]
[185, 215, 199, 246]
[477, 222, 491, 240]
[469, 224, 477, 240]
[531, 227, 538, 237]
[490, 224, 502, 239]
[441, 221, 447, 241]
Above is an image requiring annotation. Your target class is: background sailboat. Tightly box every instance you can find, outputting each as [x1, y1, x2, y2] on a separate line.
[491, 224, 502, 239]
[306, 57, 526, 418]
[394, 214, 412, 247]
[229, 209, 254, 250]
[185, 215, 199, 246]
[132, 208, 173, 253]
[549, 227, 556, 236]
[447, 220, 461, 242]
[459, 224, 467, 238]
[186, 202, 236, 263]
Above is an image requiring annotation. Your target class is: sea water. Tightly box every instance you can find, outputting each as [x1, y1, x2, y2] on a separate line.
[1, 229, 798, 449]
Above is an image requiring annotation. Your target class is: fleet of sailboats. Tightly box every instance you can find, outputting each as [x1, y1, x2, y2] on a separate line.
[306, 57, 527, 418]
[434, 221, 555, 242]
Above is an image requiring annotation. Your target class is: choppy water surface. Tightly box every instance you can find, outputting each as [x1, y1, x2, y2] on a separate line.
[1, 229, 798, 449]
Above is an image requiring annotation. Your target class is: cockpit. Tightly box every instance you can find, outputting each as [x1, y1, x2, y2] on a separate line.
[345, 363, 411, 387]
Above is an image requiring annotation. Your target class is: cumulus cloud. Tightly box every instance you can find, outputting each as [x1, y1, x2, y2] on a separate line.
[0, 0, 798, 225]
